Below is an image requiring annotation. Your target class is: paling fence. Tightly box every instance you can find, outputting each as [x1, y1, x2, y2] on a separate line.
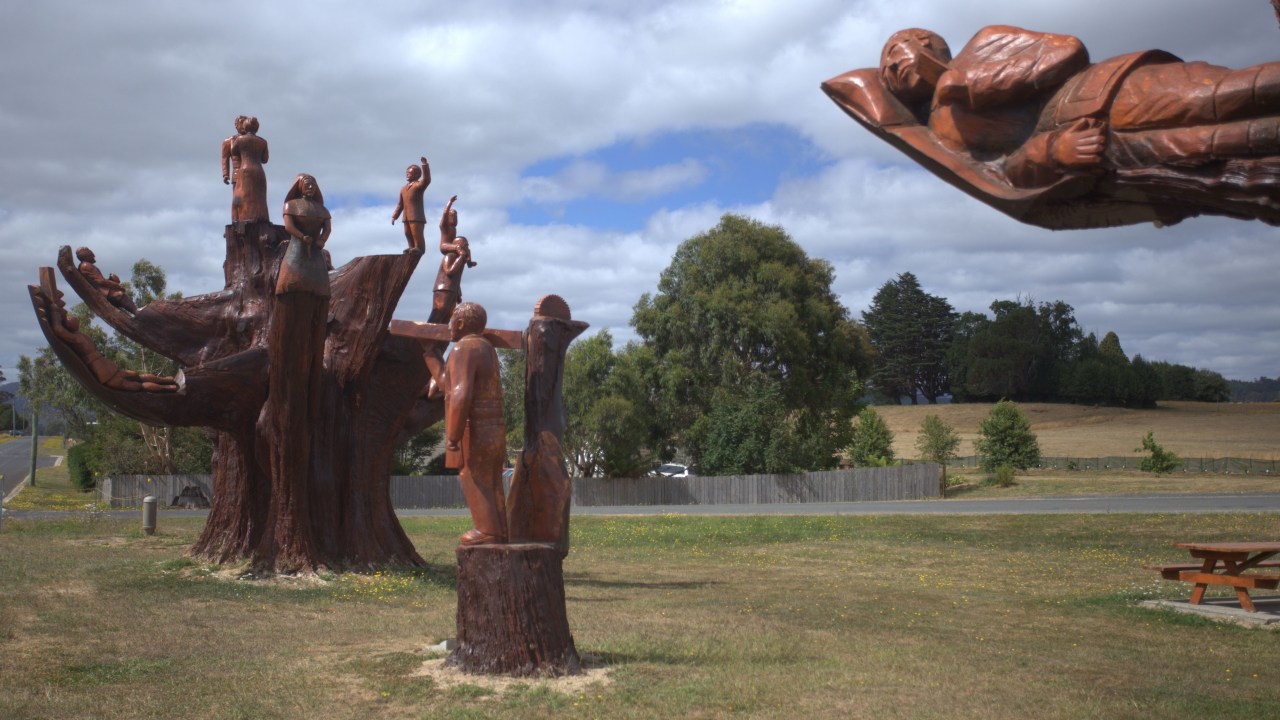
[103, 464, 942, 509]
[949, 456, 1280, 473]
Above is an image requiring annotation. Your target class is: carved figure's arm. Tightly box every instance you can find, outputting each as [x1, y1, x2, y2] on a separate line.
[221, 137, 232, 184]
[939, 26, 1088, 109]
[392, 192, 404, 223]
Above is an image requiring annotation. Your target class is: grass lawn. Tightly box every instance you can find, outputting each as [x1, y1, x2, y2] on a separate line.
[2, 512, 1279, 719]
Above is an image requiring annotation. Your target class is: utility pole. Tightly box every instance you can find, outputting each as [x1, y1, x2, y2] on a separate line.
[28, 409, 37, 488]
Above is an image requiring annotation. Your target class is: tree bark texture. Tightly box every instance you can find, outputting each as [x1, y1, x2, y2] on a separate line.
[30, 221, 443, 573]
[449, 543, 581, 676]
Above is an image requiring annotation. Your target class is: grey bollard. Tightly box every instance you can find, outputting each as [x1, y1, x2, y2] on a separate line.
[142, 495, 157, 536]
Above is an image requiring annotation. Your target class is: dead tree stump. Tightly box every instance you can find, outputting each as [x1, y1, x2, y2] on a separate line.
[448, 543, 581, 676]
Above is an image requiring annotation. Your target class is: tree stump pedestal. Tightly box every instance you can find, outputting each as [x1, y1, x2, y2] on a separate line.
[448, 543, 581, 676]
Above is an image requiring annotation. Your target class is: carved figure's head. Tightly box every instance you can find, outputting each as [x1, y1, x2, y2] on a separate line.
[880, 28, 951, 103]
[284, 173, 325, 207]
[406, 164, 422, 182]
[234, 115, 249, 133]
[450, 302, 487, 341]
[243, 116, 260, 134]
[75, 247, 95, 263]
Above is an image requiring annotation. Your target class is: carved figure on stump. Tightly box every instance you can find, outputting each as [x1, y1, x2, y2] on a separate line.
[391, 157, 431, 256]
[443, 302, 507, 546]
[76, 247, 138, 313]
[279, 173, 332, 297]
[427, 196, 476, 324]
[30, 127, 439, 575]
[221, 115, 270, 223]
[823, 24, 1280, 229]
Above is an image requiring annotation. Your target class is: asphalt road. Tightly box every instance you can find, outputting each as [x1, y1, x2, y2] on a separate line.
[0, 436, 57, 501]
[6, 492, 1280, 520]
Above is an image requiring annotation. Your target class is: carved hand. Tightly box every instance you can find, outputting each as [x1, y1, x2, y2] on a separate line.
[1051, 118, 1107, 171]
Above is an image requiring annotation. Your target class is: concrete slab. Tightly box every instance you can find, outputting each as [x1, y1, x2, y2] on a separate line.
[1141, 595, 1280, 628]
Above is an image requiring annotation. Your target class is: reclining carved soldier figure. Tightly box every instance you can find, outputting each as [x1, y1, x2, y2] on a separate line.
[823, 24, 1280, 229]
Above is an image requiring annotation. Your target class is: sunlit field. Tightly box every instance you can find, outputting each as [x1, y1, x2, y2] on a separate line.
[2, 512, 1278, 719]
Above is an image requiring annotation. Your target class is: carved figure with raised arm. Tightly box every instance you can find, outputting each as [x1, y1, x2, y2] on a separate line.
[443, 302, 507, 546]
[823, 24, 1280, 229]
[221, 115, 270, 223]
[76, 247, 138, 314]
[391, 156, 431, 256]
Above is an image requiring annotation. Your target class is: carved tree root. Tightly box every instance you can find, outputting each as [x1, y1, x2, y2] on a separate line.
[448, 543, 581, 676]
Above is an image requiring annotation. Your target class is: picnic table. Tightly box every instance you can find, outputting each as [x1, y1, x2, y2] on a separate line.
[1150, 542, 1280, 612]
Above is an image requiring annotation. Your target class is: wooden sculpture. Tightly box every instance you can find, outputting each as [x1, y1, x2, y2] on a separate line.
[823, 25, 1280, 229]
[31, 118, 587, 674]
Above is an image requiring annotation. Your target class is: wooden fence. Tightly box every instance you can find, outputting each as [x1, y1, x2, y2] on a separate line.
[104, 464, 942, 509]
[951, 456, 1280, 474]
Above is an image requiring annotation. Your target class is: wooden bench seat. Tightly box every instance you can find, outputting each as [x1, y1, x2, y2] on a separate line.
[1147, 561, 1280, 580]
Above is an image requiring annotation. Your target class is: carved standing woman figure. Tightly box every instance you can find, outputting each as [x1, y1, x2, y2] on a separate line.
[222, 115, 270, 223]
[278, 173, 332, 297]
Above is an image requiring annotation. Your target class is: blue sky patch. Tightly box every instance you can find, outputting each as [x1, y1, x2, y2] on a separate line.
[511, 123, 830, 230]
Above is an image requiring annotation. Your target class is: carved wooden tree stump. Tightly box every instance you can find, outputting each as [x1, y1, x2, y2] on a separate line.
[449, 543, 581, 676]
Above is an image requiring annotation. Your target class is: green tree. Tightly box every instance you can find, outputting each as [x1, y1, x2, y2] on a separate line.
[915, 413, 961, 490]
[562, 331, 665, 478]
[975, 400, 1041, 472]
[862, 272, 956, 404]
[632, 214, 870, 474]
[955, 299, 1083, 402]
[1135, 429, 1182, 474]
[848, 406, 895, 466]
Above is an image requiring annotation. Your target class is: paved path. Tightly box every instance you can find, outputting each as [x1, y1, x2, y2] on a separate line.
[0, 436, 57, 501]
[7, 493, 1280, 521]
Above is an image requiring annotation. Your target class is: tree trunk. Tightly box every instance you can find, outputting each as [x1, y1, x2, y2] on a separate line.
[449, 543, 581, 676]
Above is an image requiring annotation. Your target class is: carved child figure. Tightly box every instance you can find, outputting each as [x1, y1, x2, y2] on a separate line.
[443, 302, 507, 546]
[391, 156, 431, 255]
[76, 247, 139, 313]
[427, 196, 477, 324]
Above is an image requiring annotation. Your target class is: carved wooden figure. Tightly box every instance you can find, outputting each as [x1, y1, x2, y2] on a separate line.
[221, 116, 270, 223]
[823, 25, 1280, 229]
[442, 302, 509, 546]
[391, 157, 431, 256]
[76, 247, 138, 314]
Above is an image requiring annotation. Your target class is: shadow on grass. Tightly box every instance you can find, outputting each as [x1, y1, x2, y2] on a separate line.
[564, 573, 718, 591]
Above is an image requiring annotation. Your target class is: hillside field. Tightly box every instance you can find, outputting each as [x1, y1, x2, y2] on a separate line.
[875, 401, 1280, 460]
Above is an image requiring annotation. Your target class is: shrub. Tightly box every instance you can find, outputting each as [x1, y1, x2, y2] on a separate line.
[993, 464, 1016, 487]
[974, 400, 1040, 472]
[848, 407, 895, 466]
[1136, 430, 1182, 474]
[66, 442, 99, 493]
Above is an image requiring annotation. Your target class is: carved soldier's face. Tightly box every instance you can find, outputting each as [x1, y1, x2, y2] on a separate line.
[880, 29, 950, 103]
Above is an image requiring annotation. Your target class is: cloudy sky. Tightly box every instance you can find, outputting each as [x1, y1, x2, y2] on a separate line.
[2, 0, 1278, 383]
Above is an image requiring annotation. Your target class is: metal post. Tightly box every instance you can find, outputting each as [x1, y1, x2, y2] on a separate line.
[142, 496, 157, 536]
[28, 409, 37, 488]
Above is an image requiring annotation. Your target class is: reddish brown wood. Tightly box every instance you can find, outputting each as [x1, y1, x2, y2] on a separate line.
[449, 543, 581, 676]
[29, 213, 436, 573]
[507, 309, 587, 552]
[824, 24, 1280, 229]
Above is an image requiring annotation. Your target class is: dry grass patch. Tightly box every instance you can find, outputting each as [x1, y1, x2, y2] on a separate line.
[878, 401, 1280, 459]
[2, 513, 1280, 718]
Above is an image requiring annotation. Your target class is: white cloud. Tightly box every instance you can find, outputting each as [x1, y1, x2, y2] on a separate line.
[1, 0, 1278, 383]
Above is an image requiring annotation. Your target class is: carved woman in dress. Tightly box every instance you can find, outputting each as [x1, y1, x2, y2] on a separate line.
[278, 173, 332, 297]
[221, 115, 270, 223]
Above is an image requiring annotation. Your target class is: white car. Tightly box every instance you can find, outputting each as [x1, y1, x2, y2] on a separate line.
[654, 463, 690, 478]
